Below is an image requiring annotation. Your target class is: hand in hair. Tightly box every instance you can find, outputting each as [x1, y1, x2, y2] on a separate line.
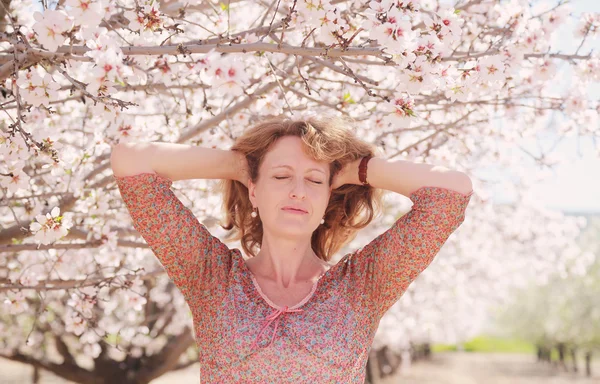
[233, 150, 250, 188]
[331, 159, 360, 189]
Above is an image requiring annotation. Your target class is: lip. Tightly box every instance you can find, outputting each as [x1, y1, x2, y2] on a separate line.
[282, 207, 308, 214]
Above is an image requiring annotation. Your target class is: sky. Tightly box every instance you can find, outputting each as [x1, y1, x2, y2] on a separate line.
[476, 0, 600, 214]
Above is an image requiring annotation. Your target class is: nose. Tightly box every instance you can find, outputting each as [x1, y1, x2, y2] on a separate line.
[289, 176, 307, 199]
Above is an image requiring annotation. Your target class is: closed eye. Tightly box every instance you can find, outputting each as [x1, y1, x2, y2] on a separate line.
[274, 176, 322, 184]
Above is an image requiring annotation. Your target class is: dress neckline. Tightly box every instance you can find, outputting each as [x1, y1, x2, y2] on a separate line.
[234, 249, 334, 311]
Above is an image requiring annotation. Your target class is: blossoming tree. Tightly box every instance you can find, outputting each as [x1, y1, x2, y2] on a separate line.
[0, 0, 598, 382]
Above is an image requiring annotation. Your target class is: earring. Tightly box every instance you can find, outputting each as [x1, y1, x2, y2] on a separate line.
[251, 207, 257, 218]
[320, 218, 325, 224]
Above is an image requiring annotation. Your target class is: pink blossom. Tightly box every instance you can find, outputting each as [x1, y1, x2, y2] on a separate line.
[31, 10, 74, 52]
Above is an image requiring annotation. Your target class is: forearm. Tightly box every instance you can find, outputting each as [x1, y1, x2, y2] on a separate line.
[344, 157, 473, 197]
[110, 142, 244, 182]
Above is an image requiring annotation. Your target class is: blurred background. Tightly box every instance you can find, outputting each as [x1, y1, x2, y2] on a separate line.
[2, 0, 600, 383]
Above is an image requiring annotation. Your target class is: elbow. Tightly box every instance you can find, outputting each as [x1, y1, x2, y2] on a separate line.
[110, 143, 154, 177]
[442, 170, 473, 196]
[110, 143, 130, 177]
[459, 173, 474, 196]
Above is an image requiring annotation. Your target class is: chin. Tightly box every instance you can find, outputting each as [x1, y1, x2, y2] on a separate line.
[267, 223, 317, 236]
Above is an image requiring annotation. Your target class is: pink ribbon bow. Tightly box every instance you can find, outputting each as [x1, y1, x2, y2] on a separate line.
[251, 306, 304, 350]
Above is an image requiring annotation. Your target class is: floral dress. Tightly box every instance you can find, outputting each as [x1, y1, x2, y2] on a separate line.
[114, 172, 473, 383]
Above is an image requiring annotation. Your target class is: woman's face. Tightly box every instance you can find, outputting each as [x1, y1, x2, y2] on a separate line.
[248, 136, 332, 238]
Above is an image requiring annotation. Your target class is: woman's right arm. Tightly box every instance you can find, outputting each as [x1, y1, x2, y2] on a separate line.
[110, 142, 245, 304]
[110, 141, 248, 184]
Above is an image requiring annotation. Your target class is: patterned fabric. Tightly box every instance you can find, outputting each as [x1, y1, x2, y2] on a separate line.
[114, 172, 473, 383]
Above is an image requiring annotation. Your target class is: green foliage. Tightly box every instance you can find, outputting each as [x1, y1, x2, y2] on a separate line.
[431, 343, 457, 352]
[462, 335, 536, 353]
[433, 335, 535, 354]
[342, 91, 355, 104]
[489, 216, 600, 351]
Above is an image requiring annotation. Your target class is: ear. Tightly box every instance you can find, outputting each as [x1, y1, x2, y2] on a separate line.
[248, 179, 256, 206]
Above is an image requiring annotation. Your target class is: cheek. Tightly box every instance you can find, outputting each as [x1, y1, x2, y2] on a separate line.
[313, 191, 330, 207]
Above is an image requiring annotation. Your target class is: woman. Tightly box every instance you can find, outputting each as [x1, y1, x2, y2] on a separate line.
[110, 115, 474, 383]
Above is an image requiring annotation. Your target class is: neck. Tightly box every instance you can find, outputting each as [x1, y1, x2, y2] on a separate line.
[252, 234, 326, 288]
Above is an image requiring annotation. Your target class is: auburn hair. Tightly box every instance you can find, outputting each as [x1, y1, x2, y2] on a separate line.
[217, 114, 385, 262]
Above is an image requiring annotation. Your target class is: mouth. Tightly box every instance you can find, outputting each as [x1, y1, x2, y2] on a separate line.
[282, 208, 308, 214]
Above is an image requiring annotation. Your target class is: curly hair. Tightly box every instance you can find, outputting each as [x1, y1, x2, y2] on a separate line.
[217, 114, 385, 262]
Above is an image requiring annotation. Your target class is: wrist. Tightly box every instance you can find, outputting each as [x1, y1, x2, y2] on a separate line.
[358, 155, 374, 186]
[231, 150, 248, 185]
[346, 158, 363, 186]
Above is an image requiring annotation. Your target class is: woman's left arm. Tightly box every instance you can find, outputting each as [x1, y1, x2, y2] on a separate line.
[338, 157, 474, 320]
[338, 157, 473, 197]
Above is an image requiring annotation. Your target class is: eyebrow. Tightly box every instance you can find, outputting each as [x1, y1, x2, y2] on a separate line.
[271, 165, 326, 174]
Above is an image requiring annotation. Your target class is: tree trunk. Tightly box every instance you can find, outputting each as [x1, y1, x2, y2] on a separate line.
[365, 352, 375, 384]
[585, 351, 592, 377]
[557, 342, 566, 370]
[549, 345, 557, 367]
[543, 345, 551, 363]
[388, 348, 402, 375]
[570, 346, 578, 373]
[32, 366, 40, 384]
[412, 343, 424, 360]
[376, 346, 390, 378]
[424, 342, 431, 359]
